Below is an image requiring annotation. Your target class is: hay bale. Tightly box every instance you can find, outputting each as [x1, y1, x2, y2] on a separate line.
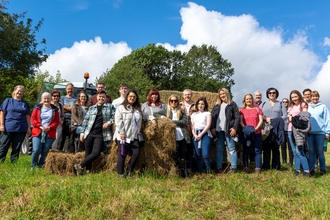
[44, 150, 106, 175]
[159, 90, 219, 110]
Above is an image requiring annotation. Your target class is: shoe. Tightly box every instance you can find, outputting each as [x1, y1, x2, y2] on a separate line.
[254, 168, 261, 174]
[310, 170, 315, 176]
[303, 172, 311, 177]
[216, 168, 223, 174]
[74, 164, 84, 176]
[320, 170, 326, 175]
[227, 168, 237, 174]
[243, 167, 249, 174]
[293, 170, 300, 176]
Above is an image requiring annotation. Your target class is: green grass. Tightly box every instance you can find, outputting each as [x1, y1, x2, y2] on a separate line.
[1, 151, 330, 219]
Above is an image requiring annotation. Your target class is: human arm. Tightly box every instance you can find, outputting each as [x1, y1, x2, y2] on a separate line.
[103, 104, 115, 129]
[115, 106, 126, 140]
[71, 104, 83, 126]
[0, 111, 5, 132]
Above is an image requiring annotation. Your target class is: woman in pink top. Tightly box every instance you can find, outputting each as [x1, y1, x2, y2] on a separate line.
[240, 94, 263, 173]
[287, 90, 310, 176]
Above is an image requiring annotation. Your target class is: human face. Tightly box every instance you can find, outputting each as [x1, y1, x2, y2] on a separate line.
[66, 85, 74, 97]
[244, 95, 253, 107]
[97, 84, 105, 92]
[52, 93, 60, 103]
[169, 97, 178, 108]
[183, 91, 192, 103]
[268, 90, 276, 101]
[197, 100, 205, 112]
[254, 92, 262, 103]
[42, 95, 51, 106]
[311, 95, 319, 105]
[303, 91, 311, 103]
[97, 93, 106, 105]
[127, 92, 137, 105]
[219, 90, 227, 103]
[290, 93, 299, 105]
[79, 93, 87, 104]
[282, 99, 289, 107]
[14, 87, 24, 99]
[150, 93, 158, 103]
[119, 86, 128, 96]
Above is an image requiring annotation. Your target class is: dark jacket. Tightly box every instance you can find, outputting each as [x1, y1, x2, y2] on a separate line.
[242, 126, 255, 147]
[270, 117, 285, 145]
[211, 102, 240, 137]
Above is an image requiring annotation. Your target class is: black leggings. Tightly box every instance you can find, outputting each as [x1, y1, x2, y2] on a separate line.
[80, 135, 103, 171]
[117, 140, 140, 175]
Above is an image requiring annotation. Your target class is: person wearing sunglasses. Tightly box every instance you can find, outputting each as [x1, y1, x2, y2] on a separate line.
[280, 98, 293, 167]
[50, 89, 64, 150]
[260, 87, 287, 170]
[155, 94, 190, 178]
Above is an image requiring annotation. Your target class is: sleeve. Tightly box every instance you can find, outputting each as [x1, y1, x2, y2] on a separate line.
[49, 111, 60, 130]
[210, 105, 218, 130]
[323, 105, 330, 135]
[107, 104, 116, 125]
[115, 106, 125, 135]
[233, 103, 240, 131]
[0, 98, 9, 111]
[31, 109, 42, 128]
[173, 110, 188, 127]
[153, 109, 166, 118]
[71, 104, 82, 125]
[80, 107, 91, 135]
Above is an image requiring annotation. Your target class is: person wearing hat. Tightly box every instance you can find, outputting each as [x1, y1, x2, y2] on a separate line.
[260, 87, 287, 170]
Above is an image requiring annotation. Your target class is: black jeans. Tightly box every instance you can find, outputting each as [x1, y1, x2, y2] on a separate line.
[59, 120, 75, 153]
[262, 135, 281, 170]
[281, 131, 293, 165]
[80, 135, 103, 171]
[0, 132, 26, 162]
[117, 139, 140, 175]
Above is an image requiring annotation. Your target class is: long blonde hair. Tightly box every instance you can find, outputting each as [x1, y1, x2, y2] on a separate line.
[166, 94, 181, 119]
[242, 94, 254, 108]
[216, 88, 233, 105]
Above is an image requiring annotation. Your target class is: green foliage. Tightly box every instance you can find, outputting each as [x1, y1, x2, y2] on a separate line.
[0, 2, 48, 104]
[100, 43, 235, 99]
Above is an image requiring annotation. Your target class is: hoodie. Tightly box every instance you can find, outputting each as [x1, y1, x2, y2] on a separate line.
[308, 101, 330, 136]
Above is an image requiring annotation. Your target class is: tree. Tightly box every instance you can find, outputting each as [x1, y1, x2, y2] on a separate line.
[182, 45, 235, 93]
[0, 2, 48, 102]
[98, 55, 155, 102]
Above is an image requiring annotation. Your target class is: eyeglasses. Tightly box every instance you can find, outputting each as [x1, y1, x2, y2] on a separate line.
[268, 92, 276, 95]
[170, 100, 178, 103]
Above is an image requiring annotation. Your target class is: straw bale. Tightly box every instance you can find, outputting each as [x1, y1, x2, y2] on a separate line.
[44, 150, 106, 175]
[159, 90, 218, 110]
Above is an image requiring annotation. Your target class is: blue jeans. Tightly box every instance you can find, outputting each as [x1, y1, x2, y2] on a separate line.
[31, 134, 55, 167]
[0, 132, 26, 162]
[307, 134, 326, 171]
[215, 131, 237, 169]
[288, 131, 309, 172]
[243, 133, 262, 169]
[193, 133, 211, 173]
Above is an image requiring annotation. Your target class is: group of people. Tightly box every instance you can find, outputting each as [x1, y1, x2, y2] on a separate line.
[0, 84, 329, 178]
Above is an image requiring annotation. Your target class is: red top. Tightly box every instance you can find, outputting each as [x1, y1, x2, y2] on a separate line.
[31, 105, 60, 139]
[240, 107, 263, 134]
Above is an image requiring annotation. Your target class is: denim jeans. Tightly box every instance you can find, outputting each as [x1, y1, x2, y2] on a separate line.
[243, 133, 262, 169]
[215, 131, 237, 169]
[193, 133, 211, 173]
[0, 132, 26, 162]
[288, 131, 309, 172]
[31, 134, 55, 167]
[307, 134, 326, 171]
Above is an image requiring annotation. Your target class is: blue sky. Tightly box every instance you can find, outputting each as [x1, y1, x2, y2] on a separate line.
[6, 0, 330, 106]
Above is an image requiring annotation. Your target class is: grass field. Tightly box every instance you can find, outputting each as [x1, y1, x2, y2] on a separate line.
[1, 148, 330, 220]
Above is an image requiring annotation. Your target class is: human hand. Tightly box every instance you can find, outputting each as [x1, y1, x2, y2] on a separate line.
[0, 125, 5, 132]
[229, 128, 236, 137]
[120, 134, 126, 140]
[102, 122, 109, 129]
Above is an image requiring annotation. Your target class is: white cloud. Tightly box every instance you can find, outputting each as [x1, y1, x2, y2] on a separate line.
[324, 37, 330, 46]
[38, 36, 132, 83]
[162, 2, 327, 106]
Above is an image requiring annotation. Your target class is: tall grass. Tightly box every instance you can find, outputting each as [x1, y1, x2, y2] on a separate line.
[1, 151, 330, 219]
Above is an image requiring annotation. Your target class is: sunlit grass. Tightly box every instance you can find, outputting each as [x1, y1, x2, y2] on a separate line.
[1, 150, 330, 219]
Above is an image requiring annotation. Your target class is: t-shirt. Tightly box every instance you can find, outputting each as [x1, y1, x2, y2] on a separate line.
[217, 103, 227, 132]
[60, 96, 76, 121]
[0, 98, 31, 132]
[112, 97, 125, 109]
[287, 103, 306, 131]
[191, 111, 211, 130]
[240, 107, 263, 134]
[90, 105, 103, 137]
[40, 107, 53, 127]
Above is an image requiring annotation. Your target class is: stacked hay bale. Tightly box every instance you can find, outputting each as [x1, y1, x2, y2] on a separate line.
[44, 150, 106, 175]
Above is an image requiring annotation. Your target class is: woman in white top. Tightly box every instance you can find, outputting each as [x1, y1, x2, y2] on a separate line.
[155, 94, 190, 178]
[191, 97, 212, 174]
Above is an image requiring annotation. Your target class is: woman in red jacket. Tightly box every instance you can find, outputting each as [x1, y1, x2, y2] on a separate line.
[31, 92, 60, 168]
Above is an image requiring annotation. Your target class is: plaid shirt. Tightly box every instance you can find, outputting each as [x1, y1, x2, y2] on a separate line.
[80, 103, 115, 141]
